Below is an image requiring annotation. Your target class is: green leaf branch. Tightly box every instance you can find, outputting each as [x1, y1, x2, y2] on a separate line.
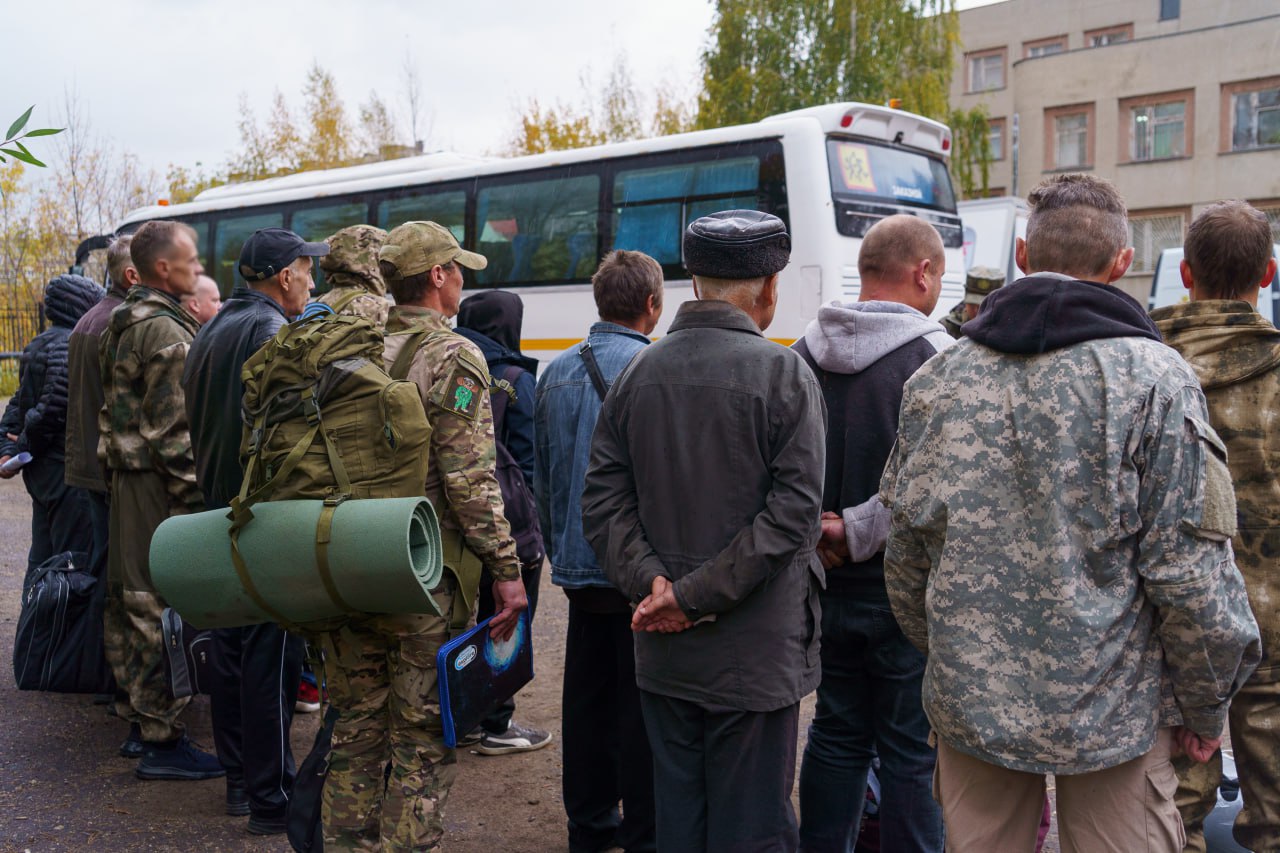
[2, 106, 65, 168]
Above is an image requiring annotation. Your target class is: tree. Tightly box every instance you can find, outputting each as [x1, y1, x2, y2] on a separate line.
[506, 99, 606, 156]
[948, 106, 991, 199]
[300, 63, 354, 168]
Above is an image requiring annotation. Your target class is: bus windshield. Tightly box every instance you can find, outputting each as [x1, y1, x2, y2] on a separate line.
[826, 138, 956, 213]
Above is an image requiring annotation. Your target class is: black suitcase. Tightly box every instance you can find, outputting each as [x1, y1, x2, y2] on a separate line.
[13, 551, 115, 694]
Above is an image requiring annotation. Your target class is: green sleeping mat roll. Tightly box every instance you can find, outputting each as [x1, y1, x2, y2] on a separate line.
[150, 497, 444, 630]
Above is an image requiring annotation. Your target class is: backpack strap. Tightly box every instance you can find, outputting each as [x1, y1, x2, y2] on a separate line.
[388, 329, 429, 381]
[325, 289, 365, 314]
[578, 341, 610, 402]
[489, 365, 523, 438]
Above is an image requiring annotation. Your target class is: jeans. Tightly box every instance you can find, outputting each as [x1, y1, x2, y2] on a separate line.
[799, 582, 942, 853]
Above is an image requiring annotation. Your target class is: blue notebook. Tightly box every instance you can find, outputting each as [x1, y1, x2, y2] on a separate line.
[436, 610, 534, 748]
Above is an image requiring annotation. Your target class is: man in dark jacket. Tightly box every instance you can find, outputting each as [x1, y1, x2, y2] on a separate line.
[182, 227, 327, 834]
[1, 274, 103, 570]
[583, 210, 826, 852]
[454, 289, 551, 754]
[794, 215, 950, 853]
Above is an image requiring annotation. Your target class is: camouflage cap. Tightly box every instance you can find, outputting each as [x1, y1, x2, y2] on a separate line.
[321, 225, 389, 295]
[964, 265, 1005, 305]
[380, 221, 487, 278]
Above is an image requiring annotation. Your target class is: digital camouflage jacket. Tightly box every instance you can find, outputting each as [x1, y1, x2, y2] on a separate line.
[1154, 299, 1280, 682]
[382, 305, 520, 584]
[97, 285, 203, 512]
[881, 275, 1261, 775]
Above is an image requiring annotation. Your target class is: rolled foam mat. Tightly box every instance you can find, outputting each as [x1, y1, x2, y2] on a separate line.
[150, 497, 444, 629]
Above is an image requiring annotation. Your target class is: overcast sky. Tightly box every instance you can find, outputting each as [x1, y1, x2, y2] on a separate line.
[4, 0, 1000, 184]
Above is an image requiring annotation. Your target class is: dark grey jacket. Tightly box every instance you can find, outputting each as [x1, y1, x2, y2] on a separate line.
[583, 299, 827, 712]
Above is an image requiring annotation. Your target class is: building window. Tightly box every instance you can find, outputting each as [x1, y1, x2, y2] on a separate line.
[1086, 24, 1133, 47]
[988, 118, 1006, 161]
[1024, 36, 1067, 58]
[1160, 0, 1180, 20]
[1128, 210, 1187, 274]
[967, 48, 1006, 93]
[1225, 77, 1280, 151]
[1045, 104, 1095, 170]
[1121, 91, 1192, 162]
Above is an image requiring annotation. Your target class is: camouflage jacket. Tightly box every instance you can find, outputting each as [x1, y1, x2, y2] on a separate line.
[318, 224, 389, 328]
[1154, 300, 1280, 681]
[881, 333, 1261, 774]
[382, 305, 520, 582]
[97, 286, 203, 511]
[318, 287, 390, 329]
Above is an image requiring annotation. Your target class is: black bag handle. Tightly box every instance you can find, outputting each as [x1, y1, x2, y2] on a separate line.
[578, 341, 610, 402]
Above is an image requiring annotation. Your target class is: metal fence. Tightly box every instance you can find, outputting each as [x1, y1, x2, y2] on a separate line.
[0, 300, 44, 396]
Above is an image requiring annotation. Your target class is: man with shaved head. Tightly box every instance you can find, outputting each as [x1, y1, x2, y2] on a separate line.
[795, 213, 950, 852]
[881, 173, 1261, 850]
[183, 275, 222, 326]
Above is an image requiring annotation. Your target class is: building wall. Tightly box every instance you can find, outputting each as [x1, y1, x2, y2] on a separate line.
[953, 0, 1280, 300]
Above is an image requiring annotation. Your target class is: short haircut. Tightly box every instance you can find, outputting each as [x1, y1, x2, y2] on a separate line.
[130, 220, 197, 279]
[1184, 200, 1274, 300]
[858, 214, 944, 282]
[380, 258, 454, 305]
[695, 274, 766, 304]
[106, 234, 135, 289]
[1025, 174, 1129, 277]
[592, 250, 663, 322]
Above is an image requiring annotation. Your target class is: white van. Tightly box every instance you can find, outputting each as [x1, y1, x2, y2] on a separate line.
[1148, 245, 1280, 325]
[958, 196, 1029, 286]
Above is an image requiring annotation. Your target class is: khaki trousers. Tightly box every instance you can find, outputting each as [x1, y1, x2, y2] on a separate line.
[935, 729, 1185, 853]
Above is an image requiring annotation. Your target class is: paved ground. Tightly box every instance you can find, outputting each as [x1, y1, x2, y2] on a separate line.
[0, 463, 1062, 852]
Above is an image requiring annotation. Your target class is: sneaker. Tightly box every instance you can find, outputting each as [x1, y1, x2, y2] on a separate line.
[135, 735, 226, 781]
[226, 779, 250, 817]
[247, 813, 288, 835]
[295, 680, 321, 714]
[457, 727, 483, 746]
[476, 721, 553, 755]
[119, 722, 143, 759]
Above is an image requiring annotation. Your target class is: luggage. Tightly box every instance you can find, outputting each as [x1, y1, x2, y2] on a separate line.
[287, 705, 338, 853]
[13, 550, 114, 694]
[160, 607, 213, 697]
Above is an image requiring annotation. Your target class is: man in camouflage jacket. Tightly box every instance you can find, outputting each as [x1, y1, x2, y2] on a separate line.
[881, 175, 1260, 852]
[1153, 200, 1280, 853]
[312, 219, 527, 852]
[317, 224, 390, 327]
[98, 220, 222, 781]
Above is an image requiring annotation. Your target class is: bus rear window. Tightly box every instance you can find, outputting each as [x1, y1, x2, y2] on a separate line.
[827, 139, 956, 212]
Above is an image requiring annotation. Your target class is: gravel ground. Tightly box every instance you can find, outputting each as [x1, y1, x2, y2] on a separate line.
[0, 452, 1062, 852]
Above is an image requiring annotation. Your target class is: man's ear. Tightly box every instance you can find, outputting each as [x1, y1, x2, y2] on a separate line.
[1014, 238, 1029, 275]
[123, 267, 141, 286]
[691, 277, 702, 300]
[1105, 247, 1134, 284]
[1259, 257, 1278, 290]
[760, 273, 780, 309]
[1180, 259, 1195, 292]
[917, 258, 932, 292]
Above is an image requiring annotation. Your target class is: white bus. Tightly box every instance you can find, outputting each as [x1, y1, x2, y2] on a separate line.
[88, 102, 964, 359]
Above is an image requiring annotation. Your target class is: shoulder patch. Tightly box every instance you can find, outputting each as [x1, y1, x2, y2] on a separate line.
[433, 348, 489, 421]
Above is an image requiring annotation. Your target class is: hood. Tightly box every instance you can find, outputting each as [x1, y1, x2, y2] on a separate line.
[45, 274, 104, 328]
[1152, 300, 1280, 390]
[457, 290, 525, 354]
[454, 326, 540, 374]
[109, 285, 199, 337]
[802, 300, 951, 373]
[320, 224, 387, 296]
[963, 275, 1161, 354]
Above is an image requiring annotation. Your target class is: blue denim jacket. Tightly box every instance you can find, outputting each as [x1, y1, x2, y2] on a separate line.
[534, 322, 650, 588]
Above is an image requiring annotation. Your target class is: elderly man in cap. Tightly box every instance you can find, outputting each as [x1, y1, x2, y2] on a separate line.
[583, 209, 826, 851]
[317, 224, 390, 328]
[941, 265, 1004, 338]
[183, 226, 329, 833]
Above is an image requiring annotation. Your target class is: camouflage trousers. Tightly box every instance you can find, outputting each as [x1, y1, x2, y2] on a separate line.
[1175, 668, 1280, 852]
[319, 575, 459, 852]
[106, 470, 189, 743]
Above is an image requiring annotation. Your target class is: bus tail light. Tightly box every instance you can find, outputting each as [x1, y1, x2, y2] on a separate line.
[941, 131, 952, 152]
[840, 113, 853, 128]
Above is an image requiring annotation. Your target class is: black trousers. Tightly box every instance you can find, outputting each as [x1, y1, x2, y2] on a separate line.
[475, 559, 543, 733]
[639, 690, 800, 853]
[562, 590, 656, 853]
[210, 623, 305, 819]
[22, 456, 92, 572]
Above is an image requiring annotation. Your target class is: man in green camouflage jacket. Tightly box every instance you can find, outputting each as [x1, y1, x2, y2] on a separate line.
[1153, 200, 1280, 853]
[97, 220, 223, 781]
[314, 219, 528, 852]
[881, 174, 1261, 852]
[317, 224, 390, 328]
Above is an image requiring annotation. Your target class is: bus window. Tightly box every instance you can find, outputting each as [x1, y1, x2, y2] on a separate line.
[827, 140, 956, 212]
[612, 156, 759, 265]
[377, 190, 466, 240]
[476, 174, 599, 286]
[212, 212, 283, 294]
[290, 202, 368, 293]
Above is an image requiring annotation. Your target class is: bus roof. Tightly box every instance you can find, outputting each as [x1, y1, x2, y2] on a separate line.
[117, 101, 953, 229]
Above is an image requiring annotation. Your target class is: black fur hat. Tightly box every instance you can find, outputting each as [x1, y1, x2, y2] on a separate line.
[682, 210, 791, 280]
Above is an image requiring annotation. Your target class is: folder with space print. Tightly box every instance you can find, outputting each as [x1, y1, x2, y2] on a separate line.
[436, 610, 534, 748]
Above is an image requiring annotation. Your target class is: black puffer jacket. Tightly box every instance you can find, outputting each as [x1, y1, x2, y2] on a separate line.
[0, 275, 104, 461]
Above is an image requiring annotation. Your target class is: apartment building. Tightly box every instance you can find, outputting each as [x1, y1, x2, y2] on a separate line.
[952, 0, 1280, 298]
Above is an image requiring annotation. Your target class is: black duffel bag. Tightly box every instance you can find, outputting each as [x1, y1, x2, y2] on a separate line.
[288, 704, 338, 853]
[160, 607, 213, 698]
[13, 550, 115, 694]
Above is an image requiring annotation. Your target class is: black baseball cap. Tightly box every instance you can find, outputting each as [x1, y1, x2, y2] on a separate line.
[238, 227, 329, 282]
